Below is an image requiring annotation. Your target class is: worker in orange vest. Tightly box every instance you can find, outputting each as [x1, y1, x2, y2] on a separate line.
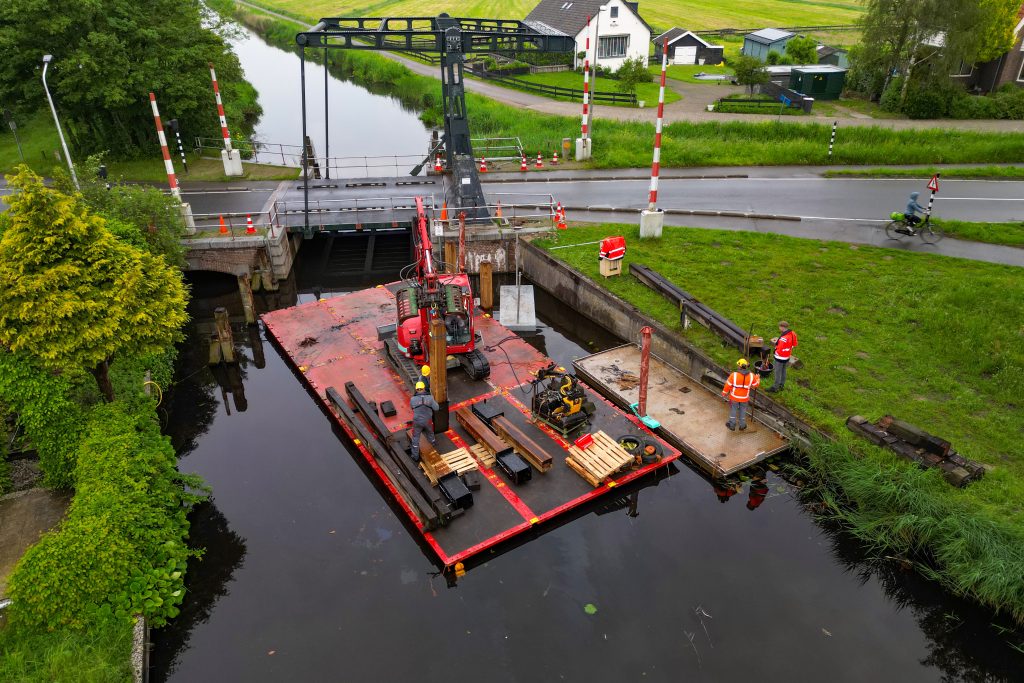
[722, 358, 759, 431]
[746, 469, 769, 511]
[766, 320, 798, 393]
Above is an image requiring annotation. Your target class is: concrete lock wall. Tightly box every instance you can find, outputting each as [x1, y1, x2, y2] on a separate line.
[519, 241, 816, 447]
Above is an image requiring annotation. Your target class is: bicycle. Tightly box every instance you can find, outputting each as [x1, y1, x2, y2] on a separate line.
[885, 212, 945, 244]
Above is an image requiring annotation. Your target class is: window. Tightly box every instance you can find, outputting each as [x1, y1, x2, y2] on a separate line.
[951, 59, 973, 77]
[599, 35, 628, 59]
[610, 6, 618, 18]
[1018, 58, 1024, 82]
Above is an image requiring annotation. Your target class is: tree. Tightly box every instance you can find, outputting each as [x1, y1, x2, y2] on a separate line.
[0, 168, 188, 402]
[732, 55, 770, 94]
[615, 56, 653, 96]
[0, 0, 260, 156]
[785, 36, 819, 64]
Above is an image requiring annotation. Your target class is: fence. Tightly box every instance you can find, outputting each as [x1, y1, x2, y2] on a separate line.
[530, 64, 570, 74]
[471, 137, 524, 161]
[465, 67, 637, 105]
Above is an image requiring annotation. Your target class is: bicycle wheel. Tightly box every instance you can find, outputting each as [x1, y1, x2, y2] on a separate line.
[919, 221, 944, 244]
[884, 220, 904, 240]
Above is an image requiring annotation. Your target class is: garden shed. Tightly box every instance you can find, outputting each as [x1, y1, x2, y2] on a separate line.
[653, 28, 724, 65]
[742, 28, 793, 61]
[789, 65, 847, 100]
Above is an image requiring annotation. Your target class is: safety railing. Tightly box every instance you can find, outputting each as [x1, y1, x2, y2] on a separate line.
[273, 195, 436, 231]
[432, 191, 560, 232]
[470, 137, 524, 161]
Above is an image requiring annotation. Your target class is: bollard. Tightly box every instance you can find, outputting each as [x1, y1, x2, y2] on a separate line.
[480, 261, 493, 310]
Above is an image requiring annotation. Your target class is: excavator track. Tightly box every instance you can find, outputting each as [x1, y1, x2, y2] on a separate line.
[460, 348, 491, 381]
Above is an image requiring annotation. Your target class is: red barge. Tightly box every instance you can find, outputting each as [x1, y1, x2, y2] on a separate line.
[262, 282, 681, 574]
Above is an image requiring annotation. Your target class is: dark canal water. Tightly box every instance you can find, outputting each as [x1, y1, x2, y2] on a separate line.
[149, 235, 1024, 682]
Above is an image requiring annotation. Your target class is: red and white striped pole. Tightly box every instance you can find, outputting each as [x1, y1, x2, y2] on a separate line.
[647, 51, 668, 211]
[580, 16, 591, 140]
[209, 62, 232, 153]
[149, 92, 181, 201]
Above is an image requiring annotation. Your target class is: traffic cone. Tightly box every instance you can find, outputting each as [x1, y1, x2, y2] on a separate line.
[520, 156, 528, 172]
[551, 151, 559, 165]
[496, 200, 502, 218]
[434, 155, 442, 172]
[535, 153, 544, 168]
[245, 214, 256, 234]
[218, 215, 229, 234]
[557, 203, 567, 230]
[479, 157, 488, 172]
[440, 202, 448, 221]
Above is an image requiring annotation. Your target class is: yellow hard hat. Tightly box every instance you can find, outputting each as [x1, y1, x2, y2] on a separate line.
[415, 381, 426, 391]
[421, 365, 431, 377]
[737, 358, 749, 368]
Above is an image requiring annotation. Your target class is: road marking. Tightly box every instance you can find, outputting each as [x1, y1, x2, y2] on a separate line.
[931, 197, 1024, 201]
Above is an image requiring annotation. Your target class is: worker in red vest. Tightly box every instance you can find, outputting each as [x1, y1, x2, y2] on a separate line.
[722, 358, 759, 431]
[766, 320, 798, 393]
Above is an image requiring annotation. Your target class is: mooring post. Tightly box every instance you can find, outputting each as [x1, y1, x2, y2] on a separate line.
[458, 211, 467, 273]
[248, 323, 266, 369]
[213, 307, 235, 364]
[238, 274, 256, 325]
[638, 325, 652, 418]
[429, 314, 449, 433]
[480, 261, 493, 311]
[444, 241, 458, 274]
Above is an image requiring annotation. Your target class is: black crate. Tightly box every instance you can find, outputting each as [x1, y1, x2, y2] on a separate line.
[472, 401, 504, 428]
[439, 473, 474, 509]
[495, 451, 532, 485]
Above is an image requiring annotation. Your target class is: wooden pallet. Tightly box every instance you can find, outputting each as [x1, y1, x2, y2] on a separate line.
[420, 446, 479, 486]
[565, 431, 634, 487]
[467, 442, 496, 468]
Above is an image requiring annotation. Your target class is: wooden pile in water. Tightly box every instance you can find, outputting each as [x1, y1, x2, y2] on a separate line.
[846, 415, 986, 487]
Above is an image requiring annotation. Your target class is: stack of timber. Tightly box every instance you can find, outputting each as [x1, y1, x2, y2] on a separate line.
[566, 431, 635, 487]
[455, 407, 532, 484]
[629, 263, 761, 353]
[846, 415, 986, 487]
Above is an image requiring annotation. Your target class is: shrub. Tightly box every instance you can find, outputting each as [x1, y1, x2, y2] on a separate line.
[902, 85, 949, 119]
[615, 56, 652, 95]
[766, 50, 782, 65]
[785, 35, 818, 64]
[949, 94, 999, 119]
[993, 85, 1024, 119]
[7, 402, 203, 630]
[879, 77, 904, 112]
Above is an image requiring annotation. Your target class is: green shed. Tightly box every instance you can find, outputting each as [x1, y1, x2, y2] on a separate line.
[789, 65, 847, 101]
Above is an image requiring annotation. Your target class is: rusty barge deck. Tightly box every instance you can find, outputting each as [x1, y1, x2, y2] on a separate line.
[262, 286, 681, 572]
[574, 345, 789, 477]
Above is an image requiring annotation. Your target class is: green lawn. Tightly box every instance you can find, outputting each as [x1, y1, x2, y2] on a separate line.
[106, 156, 299, 183]
[665, 63, 734, 84]
[251, 0, 863, 32]
[514, 69, 681, 107]
[0, 111, 62, 177]
[825, 166, 1024, 180]
[536, 223, 1024, 622]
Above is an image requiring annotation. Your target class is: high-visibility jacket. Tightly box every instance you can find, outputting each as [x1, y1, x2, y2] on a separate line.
[774, 330, 798, 362]
[599, 236, 626, 261]
[722, 370, 759, 402]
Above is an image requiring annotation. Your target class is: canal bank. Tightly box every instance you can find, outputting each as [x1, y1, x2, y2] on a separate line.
[149, 237, 1024, 680]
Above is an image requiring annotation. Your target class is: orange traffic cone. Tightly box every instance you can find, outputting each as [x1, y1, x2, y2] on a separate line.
[557, 203, 567, 230]
[440, 202, 448, 221]
[551, 151, 559, 165]
[520, 156, 527, 172]
[245, 214, 256, 234]
[219, 215, 229, 234]
[479, 157, 488, 172]
[535, 153, 543, 168]
[495, 200, 502, 218]
[434, 155, 443, 172]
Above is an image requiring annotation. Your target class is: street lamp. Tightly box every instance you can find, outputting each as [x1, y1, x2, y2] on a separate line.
[41, 54, 79, 190]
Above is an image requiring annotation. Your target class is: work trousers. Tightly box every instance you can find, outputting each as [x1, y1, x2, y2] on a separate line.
[410, 421, 436, 457]
[772, 359, 788, 390]
[728, 401, 748, 428]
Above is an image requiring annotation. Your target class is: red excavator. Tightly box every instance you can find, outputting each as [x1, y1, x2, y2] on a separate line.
[391, 197, 490, 381]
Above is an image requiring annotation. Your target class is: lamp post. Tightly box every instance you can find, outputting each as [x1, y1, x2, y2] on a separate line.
[41, 55, 79, 190]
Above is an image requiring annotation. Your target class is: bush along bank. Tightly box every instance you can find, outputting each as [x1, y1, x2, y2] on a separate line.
[536, 223, 1024, 625]
[234, 8, 1024, 168]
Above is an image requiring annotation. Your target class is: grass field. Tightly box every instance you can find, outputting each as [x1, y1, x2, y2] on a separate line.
[0, 111, 61, 178]
[536, 223, 1024, 622]
[249, 0, 863, 32]
[514, 70, 681, 107]
[826, 166, 1024, 180]
[665, 63, 734, 84]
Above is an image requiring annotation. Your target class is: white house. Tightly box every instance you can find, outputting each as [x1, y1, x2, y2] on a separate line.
[524, 0, 653, 72]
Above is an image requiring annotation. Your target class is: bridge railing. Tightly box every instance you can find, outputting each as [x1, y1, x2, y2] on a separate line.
[431, 191, 560, 232]
[273, 194, 438, 232]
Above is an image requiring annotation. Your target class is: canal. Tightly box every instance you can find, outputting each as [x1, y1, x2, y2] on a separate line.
[149, 17, 1024, 682]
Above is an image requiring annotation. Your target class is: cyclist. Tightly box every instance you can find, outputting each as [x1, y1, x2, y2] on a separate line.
[902, 191, 928, 234]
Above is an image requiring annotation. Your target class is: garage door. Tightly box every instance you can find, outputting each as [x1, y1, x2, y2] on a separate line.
[674, 46, 697, 65]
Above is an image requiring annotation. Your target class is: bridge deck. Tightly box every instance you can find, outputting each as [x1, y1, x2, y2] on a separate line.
[277, 176, 443, 232]
[262, 285, 681, 571]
